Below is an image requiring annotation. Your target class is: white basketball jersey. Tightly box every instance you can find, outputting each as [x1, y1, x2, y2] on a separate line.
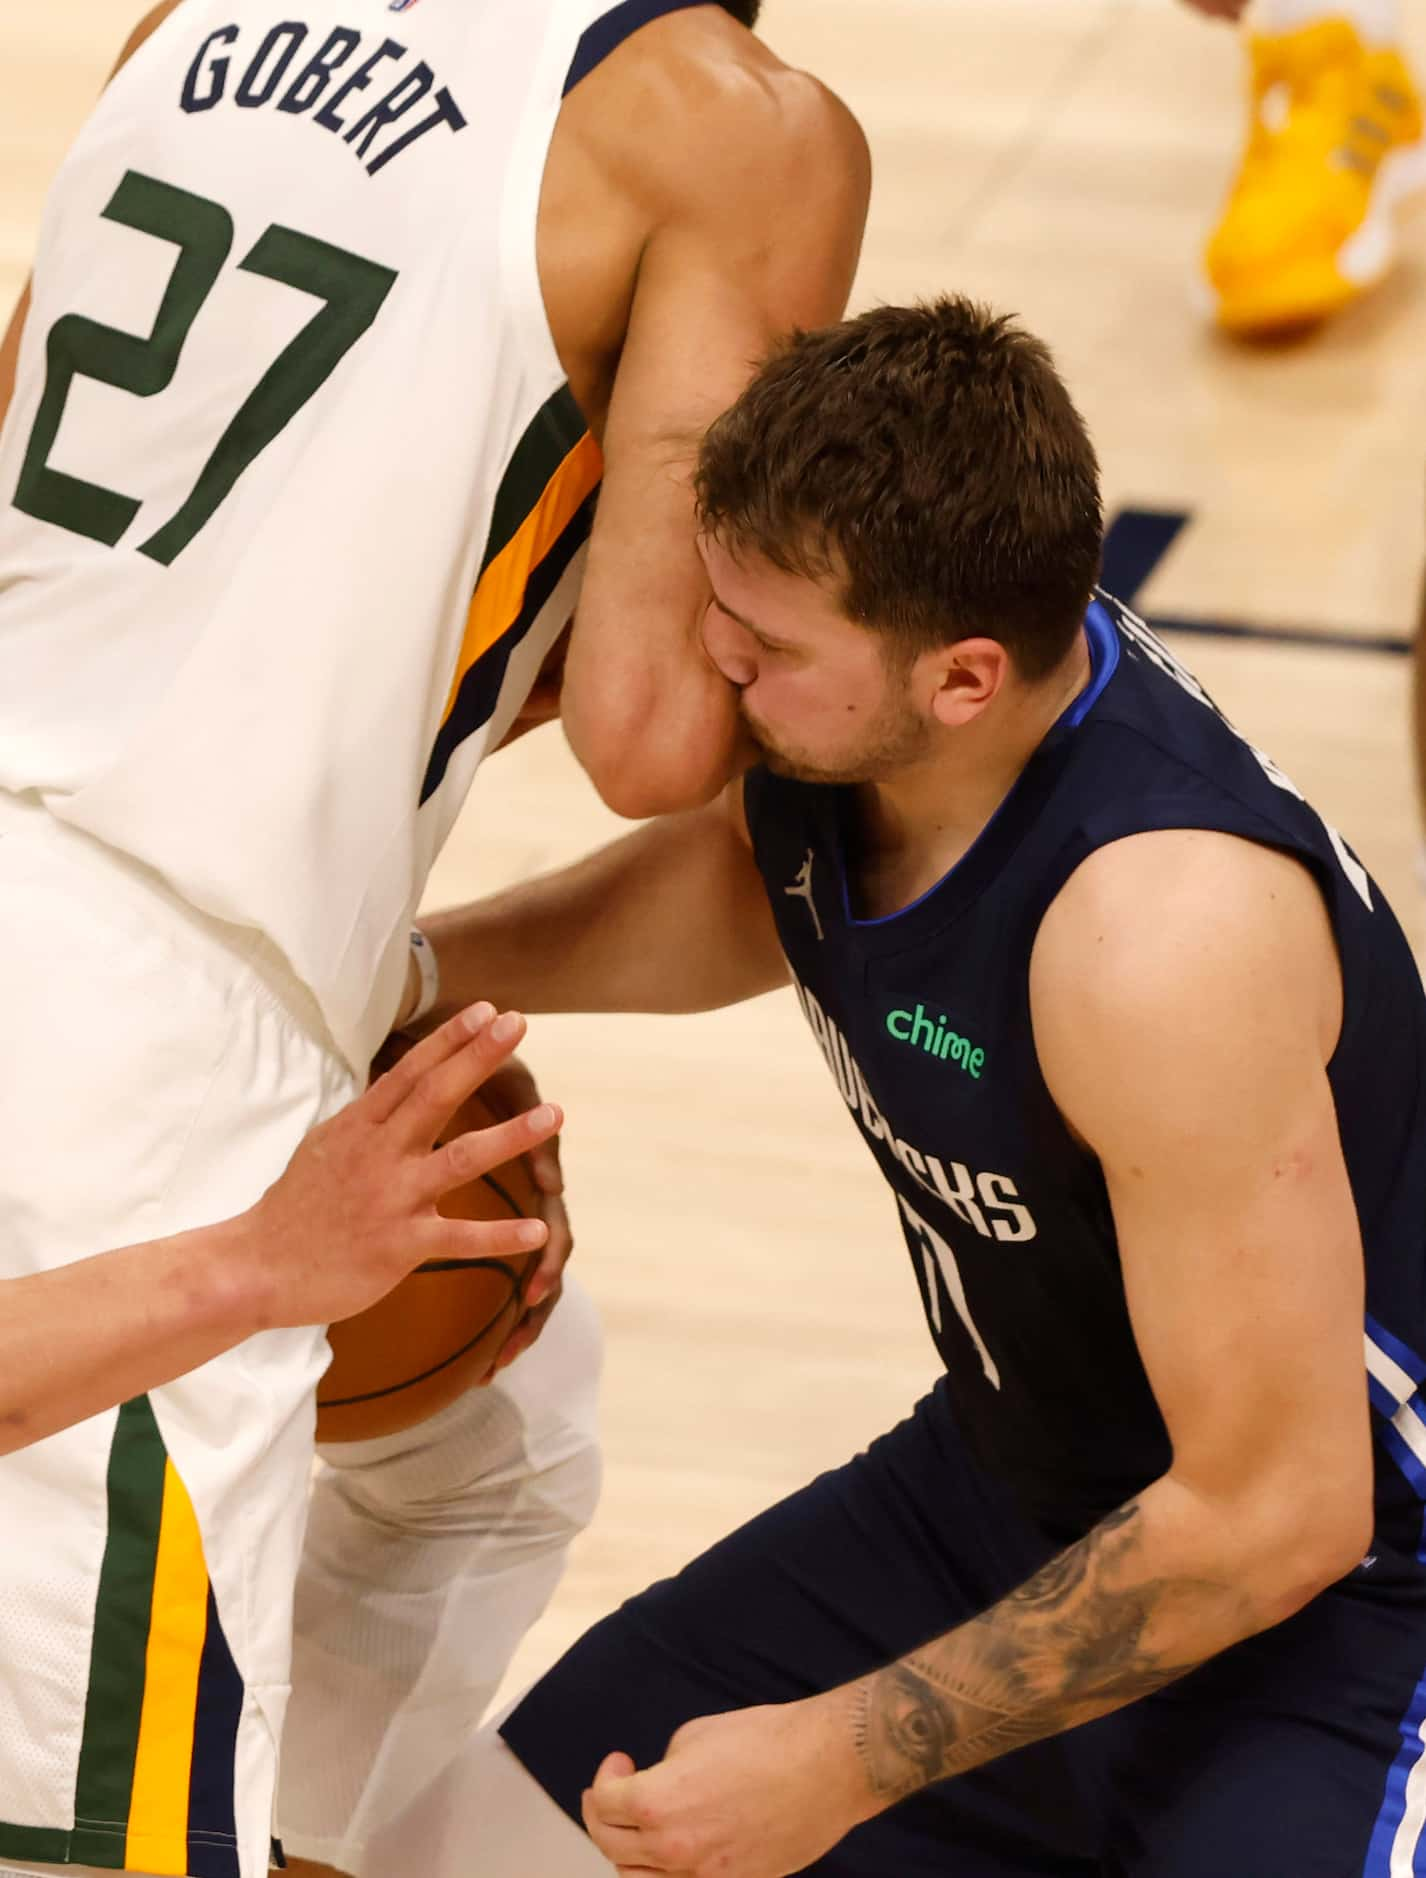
[0, 0, 694, 1071]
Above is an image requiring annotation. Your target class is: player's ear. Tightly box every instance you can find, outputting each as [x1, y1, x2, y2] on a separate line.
[923, 638, 1009, 729]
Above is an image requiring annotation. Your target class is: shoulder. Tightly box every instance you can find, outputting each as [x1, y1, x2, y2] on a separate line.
[568, 13, 870, 230]
[1032, 826, 1338, 1014]
[1030, 830, 1342, 1130]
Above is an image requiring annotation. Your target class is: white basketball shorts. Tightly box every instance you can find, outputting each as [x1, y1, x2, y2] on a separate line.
[0, 799, 356, 1878]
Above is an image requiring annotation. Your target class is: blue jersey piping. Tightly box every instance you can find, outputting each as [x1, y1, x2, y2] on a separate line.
[840, 603, 1120, 930]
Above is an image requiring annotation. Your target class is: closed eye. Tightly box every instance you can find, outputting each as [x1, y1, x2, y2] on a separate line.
[709, 590, 793, 655]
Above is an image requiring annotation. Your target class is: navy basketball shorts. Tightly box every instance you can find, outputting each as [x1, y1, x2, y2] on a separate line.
[502, 1381, 1426, 1876]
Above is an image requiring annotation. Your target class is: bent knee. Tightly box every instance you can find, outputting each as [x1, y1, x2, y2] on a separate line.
[312, 1279, 604, 1545]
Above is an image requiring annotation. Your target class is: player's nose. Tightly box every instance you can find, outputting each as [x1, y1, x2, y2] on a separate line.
[700, 602, 758, 688]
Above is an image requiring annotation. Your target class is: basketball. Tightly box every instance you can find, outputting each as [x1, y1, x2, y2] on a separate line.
[315, 1081, 544, 1443]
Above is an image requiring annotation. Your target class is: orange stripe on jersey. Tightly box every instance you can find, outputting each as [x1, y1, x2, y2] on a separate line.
[439, 429, 603, 730]
[125, 1460, 210, 1874]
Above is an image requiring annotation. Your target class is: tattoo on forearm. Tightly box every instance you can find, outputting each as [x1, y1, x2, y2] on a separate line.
[854, 1501, 1230, 1802]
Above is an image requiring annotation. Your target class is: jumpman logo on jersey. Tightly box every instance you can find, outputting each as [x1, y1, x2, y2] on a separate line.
[785, 850, 825, 942]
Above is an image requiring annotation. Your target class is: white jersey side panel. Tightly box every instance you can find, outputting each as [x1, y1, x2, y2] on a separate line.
[0, 0, 621, 1069]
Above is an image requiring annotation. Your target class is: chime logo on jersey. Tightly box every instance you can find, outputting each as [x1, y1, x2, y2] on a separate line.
[886, 1004, 986, 1079]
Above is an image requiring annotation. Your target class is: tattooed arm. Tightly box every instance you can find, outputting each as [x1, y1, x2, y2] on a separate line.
[856, 1498, 1231, 1800]
[582, 832, 1373, 1877]
[857, 832, 1374, 1803]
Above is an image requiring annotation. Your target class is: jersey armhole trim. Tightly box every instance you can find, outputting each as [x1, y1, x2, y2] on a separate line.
[498, 3, 584, 415]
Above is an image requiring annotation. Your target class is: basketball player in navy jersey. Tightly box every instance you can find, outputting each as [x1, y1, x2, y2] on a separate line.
[380, 298, 1426, 1876]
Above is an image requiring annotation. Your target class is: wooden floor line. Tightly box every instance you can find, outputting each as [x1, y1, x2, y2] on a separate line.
[1154, 614, 1411, 658]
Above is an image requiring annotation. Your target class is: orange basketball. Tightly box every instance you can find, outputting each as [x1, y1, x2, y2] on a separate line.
[316, 1083, 543, 1443]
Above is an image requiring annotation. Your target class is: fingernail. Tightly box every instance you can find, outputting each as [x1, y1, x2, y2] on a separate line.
[528, 1103, 556, 1133]
[464, 1002, 495, 1035]
[517, 1220, 546, 1250]
[491, 1010, 523, 1043]
[526, 1277, 548, 1307]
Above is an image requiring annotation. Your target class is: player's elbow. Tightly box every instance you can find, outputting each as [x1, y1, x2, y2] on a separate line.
[562, 613, 746, 816]
[587, 755, 718, 821]
[570, 708, 735, 820]
[1245, 1470, 1375, 1621]
[1307, 1481, 1376, 1588]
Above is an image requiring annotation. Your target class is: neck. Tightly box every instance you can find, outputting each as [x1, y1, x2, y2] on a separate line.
[852, 631, 1093, 918]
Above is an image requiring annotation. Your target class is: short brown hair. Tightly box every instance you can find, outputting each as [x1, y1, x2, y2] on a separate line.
[694, 298, 1103, 679]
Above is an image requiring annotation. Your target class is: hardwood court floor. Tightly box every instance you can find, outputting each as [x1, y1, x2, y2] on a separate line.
[3, 0, 1424, 1714]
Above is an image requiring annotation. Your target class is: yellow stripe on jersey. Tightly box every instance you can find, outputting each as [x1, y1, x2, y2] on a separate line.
[125, 1460, 210, 1875]
[439, 428, 603, 729]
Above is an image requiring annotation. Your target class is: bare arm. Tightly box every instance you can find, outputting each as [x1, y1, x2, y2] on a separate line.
[582, 832, 1373, 1875]
[0, 1006, 558, 1456]
[1, 1222, 283, 1456]
[853, 831, 1368, 1796]
[554, 32, 870, 816]
[405, 782, 786, 1027]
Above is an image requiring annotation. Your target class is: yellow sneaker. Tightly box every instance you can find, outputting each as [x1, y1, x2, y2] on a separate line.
[1204, 18, 1426, 335]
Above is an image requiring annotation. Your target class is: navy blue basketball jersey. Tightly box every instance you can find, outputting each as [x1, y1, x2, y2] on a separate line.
[744, 593, 1426, 1552]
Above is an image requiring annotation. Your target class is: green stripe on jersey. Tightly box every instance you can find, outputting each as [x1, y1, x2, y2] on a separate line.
[478, 383, 588, 581]
[0, 1822, 73, 1865]
[71, 1395, 169, 1866]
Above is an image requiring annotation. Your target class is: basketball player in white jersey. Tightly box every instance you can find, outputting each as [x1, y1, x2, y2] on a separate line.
[0, 3, 869, 1876]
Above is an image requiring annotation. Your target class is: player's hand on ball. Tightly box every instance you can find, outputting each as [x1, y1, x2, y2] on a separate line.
[245, 1004, 559, 1329]
[473, 1053, 573, 1380]
[581, 1692, 875, 1877]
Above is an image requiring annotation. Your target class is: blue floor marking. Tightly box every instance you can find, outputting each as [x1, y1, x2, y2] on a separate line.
[1102, 506, 1410, 658]
[1101, 507, 1192, 608]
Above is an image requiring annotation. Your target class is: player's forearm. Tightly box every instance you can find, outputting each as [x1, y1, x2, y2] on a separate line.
[844, 1471, 1365, 1810]
[415, 810, 785, 1023]
[0, 1218, 263, 1454]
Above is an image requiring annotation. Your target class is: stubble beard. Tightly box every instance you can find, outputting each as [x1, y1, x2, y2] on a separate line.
[740, 694, 931, 787]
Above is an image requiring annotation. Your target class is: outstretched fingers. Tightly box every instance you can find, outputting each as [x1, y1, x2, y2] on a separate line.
[415, 1101, 564, 1208]
[375, 1007, 532, 1146]
[425, 1210, 549, 1264]
[363, 1004, 494, 1121]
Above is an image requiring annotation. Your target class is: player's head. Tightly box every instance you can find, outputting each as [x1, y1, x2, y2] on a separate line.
[694, 297, 1102, 784]
[716, 1, 763, 25]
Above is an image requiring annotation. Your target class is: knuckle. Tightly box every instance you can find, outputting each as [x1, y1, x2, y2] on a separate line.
[382, 1050, 419, 1095]
[443, 1132, 478, 1179]
[659, 1830, 694, 1868]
